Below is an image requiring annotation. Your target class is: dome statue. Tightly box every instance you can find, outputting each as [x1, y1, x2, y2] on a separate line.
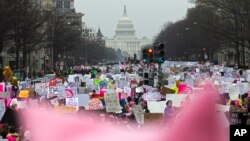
[115, 5, 135, 37]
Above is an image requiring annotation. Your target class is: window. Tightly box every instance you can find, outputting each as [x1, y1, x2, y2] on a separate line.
[64, 0, 70, 9]
[56, 0, 62, 8]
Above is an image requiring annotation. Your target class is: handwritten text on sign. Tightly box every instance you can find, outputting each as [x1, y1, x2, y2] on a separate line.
[104, 93, 120, 113]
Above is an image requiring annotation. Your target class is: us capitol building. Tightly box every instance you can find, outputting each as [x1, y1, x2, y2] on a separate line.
[105, 5, 152, 58]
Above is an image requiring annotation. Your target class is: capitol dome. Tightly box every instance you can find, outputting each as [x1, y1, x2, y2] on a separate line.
[115, 5, 135, 37]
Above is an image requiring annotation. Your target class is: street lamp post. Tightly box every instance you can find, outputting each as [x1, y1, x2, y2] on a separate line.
[85, 43, 88, 65]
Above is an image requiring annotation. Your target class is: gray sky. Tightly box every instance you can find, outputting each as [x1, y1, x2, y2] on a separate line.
[74, 0, 194, 39]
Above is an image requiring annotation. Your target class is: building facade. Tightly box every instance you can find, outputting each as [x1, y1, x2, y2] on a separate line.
[55, 0, 74, 12]
[105, 6, 152, 58]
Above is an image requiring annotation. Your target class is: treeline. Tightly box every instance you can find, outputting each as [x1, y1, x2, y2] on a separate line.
[155, 0, 250, 67]
[0, 0, 121, 73]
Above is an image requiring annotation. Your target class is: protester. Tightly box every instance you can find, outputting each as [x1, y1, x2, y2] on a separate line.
[6, 126, 19, 141]
[0, 123, 9, 139]
[164, 100, 176, 125]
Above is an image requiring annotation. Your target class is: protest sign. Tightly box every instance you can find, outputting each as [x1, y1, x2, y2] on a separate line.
[229, 85, 240, 100]
[133, 105, 144, 124]
[35, 83, 47, 96]
[185, 78, 194, 87]
[246, 73, 250, 82]
[229, 111, 248, 125]
[168, 76, 176, 87]
[123, 87, 131, 96]
[54, 106, 78, 113]
[68, 74, 83, 83]
[16, 100, 27, 109]
[0, 92, 10, 99]
[18, 90, 29, 99]
[135, 87, 144, 93]
[66, 97, 79, 107]
[0, 99, 6, 120]
[165, 94, 188, 107]
[0, 83, 5, 93]
[57, 84, 66, 98]
[76, 94, 90, 107]
[147, 101, 166, 113]
[216, 104, 230, 112]
[145, 92, 159, 102]
[47, 87, 56, 98]
[118, 77, 126, 88]
[104, 93, 120, 113]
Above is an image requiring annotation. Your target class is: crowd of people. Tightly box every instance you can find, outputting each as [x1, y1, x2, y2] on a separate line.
[0, 61, 250, 140]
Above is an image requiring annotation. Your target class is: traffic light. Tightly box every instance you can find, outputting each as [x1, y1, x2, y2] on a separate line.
[142, 49, 148, 63]
[148, 48, 154, 63]
[158, 43, 165, 64]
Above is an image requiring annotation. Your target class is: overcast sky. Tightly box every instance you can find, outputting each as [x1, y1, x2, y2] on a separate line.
[74, 0, 194, 39]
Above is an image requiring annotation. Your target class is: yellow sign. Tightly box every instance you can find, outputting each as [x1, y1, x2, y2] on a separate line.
[19, 90, 29, 99]
[54, 106, 78, 113]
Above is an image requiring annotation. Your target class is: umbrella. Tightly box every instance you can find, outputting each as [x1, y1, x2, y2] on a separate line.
[88, 98, 103, 110]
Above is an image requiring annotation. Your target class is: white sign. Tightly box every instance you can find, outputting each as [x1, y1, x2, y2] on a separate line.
[133, 105, 144, 125]
[0, 92, 10, 99]
[66, 97, 79, 107]
[0, 100, 6, 120]
[165, 94, 188, 107]
[57, 84, 66, 98]
[135, 87, 144, 93]
[104, 93, 120, 113]
[145, 92, 159, 102]
[168, 76, 176, 87]
[216, 104, 230, 112]
[76, 94, 90, 107]
[185, 78, 194, 87]
[35, 83, 47, 96]
[147, 101, 166, 113]
[229, 85, 240, 100]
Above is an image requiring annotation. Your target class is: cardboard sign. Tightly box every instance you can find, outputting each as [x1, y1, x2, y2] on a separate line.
[133, 105, 144, 125]
[104, 93, 120, 113]
[54, 106, 78, 113]
[66, 97, 79, 107]
[76, 94, 90, 107]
